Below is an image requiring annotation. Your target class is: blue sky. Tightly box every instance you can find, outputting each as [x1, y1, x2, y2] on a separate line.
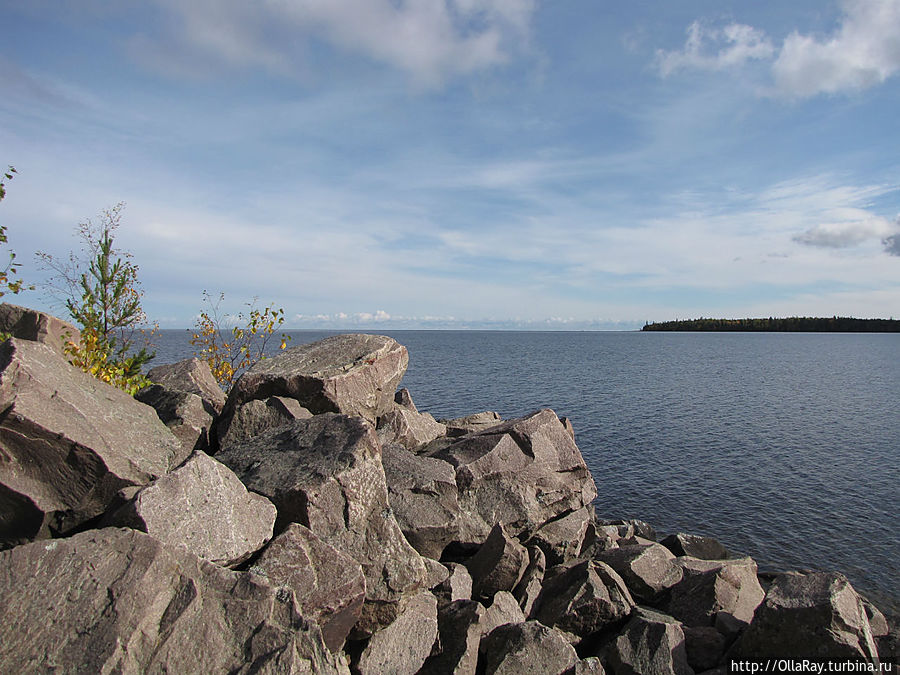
[2, 0, 899, 329]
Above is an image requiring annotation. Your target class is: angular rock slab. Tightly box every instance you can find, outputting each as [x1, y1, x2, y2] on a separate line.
[606, 608, 693, 675]
[0, 303, 80, 356]
[146, 356, 226, 414]
[661, 532, 729, 560]
[377, 402, 446, 451]
[136, 385, 212, 462]
[216, 414, 427, 634]
[216, 395, 312, 453]
[105, 451, 276, 568]
[0, 338, 179, 545]
[381, 442, 460, 559]
[465, 523, 530, 601]
[513, 545, 546, 617]
[536, 559, 636, 637]
[356, 589, 438, 675]
[252, 523, 366, 653]
[441, 411, 504, 437]
[528, 505, 594, 566]
[665, 557, 764, 629]
[225, 334, 408, 423]
[0, 528, 347, 674]
[429, 409, 598, 544]
[422, 599, 486, 675]
[596, 541, 683, 603]
[480, 621, 580, 675]
[734, 571, 879, 660]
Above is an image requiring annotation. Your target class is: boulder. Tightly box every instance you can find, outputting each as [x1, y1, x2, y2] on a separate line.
[104, 451, 276, 567]
[377, 402, 446, 451]
[135, 384, 212, 462]
[434, 563, 474, 609]
[480, 621, 580, 675]
[528, 505, 594, 566]
[381, 442, 460, 559]
[665, 557, 764, 630]
[513, 545, 546, 617]
[394, 388, 416, 410]
[441, 411, 503, 437]
[598, 518, 657, 542]
[355, 589, 438, 675]
[216, 414, 427, 634]
[734, 571, 879, 660]
[661, 533, 729, 560]
[146, 356, 226, 414]
[216, 395, 312, 452]
[683, 626, 726, 672]
[224, 334, 408, 423]
[250, 523, 366, 653]
[465, 523, 530, 600]
[421, 599, 485, 675]
[0, 528, 347, 674]
[0, 302, 79, 356]
[535, 560, 636, 637]
[605, 608, 693, 675]
[424, 557, 451, 588]
[481, 590, 527, 635]
[596, 541, 683, 602]
[428, 409, 597, 544]
[0, 338, 179, 546]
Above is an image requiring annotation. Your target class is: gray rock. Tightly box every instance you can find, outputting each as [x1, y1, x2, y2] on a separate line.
[481, 591, 527, 636]
[597, 519, 657, 542]
[661, 533, 729, 560]
[596, 541, 683, 602]
[0, 528, 347, 674]
[734, 571, 879, 660]
[146, 356, 226, 414]
[559, 416, 576, 440]
[536, 559, 636, 637]
[606, 608, 693, 675]
[665, 557, 765, 629]
[394, 388, 416, 410]
[429, 409, 598, 545]
[0, 338, 178, 546]
[575, 657, 606, 674]
[528, 506, 595, 566]
[216, 395, 312, 452]
[251, 523, 366, 653]
[513, 545, 546, 617]
[441, 411, 503, 437]
[683, 626, 726, 672]
[105, 451, 276, 567]
[0, 302, 79, 356]
[216, 414, 427, 635]
[356, 589, 438, 675]
[136, 385, 212, 463]
[466, 523, 530, 600]
[225, 333, 408, 423]
[435, 563, 474, 609]
[422, 599, 485, 675]
[377, 402, 446, 451]
[381, 442, 460, 559]
[424, 557, 451, 589]
[480, 621, 580, 675]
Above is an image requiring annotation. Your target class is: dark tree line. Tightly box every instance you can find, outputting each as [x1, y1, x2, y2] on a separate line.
[641, 317, 900, 332]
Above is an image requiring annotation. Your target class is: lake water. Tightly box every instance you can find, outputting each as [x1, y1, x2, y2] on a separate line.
[153, 329, 899, 613]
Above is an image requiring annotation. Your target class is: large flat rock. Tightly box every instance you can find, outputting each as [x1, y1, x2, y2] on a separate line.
[0, 528, 347, 674]
[0, 338, 179, 546]
[0, 303, 79, 356]
[216, 414, 427, 634]
[104, 451, 276, 568]
[225, 334, 408, 423]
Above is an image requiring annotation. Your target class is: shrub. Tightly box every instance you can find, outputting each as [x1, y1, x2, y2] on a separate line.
[0, 166, 33, 298]
[191, 291, 291, 390]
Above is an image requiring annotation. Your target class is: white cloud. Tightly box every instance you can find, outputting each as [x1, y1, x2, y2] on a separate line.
[659, 0, 900, 97]
[657, 21, 775, 77]
[774, 0, 900, 96]
[792, 214, 896, 249]
[140, 0, 537, 85]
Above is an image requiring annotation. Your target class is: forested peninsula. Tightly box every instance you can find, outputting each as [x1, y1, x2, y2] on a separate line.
[642, 317, 900, 332]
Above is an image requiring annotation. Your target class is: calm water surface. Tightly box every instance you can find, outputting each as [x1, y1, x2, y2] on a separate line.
[155, 330, 899, 612]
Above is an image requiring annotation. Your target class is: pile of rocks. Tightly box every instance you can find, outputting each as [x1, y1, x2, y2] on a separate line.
[0, 304, 895, 673]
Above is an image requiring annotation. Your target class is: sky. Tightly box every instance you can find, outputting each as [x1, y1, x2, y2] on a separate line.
[1, 0, 899, 330]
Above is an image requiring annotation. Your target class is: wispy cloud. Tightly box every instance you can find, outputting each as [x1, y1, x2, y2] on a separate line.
[658, 0, 900, 98]
[792, 214, 897, 249]
[134, 0, 537, 85]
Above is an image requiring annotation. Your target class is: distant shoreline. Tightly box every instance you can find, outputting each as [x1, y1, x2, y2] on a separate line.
[642, 317, 900, 332]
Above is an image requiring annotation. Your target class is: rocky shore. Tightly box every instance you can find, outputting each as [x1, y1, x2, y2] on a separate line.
[0, 303, 896, 673]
